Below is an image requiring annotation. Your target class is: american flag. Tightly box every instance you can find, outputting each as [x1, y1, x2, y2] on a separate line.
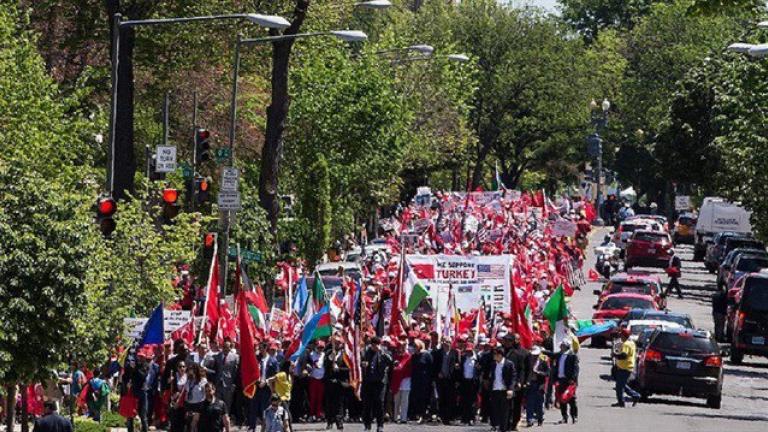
[477, 264, 505, 278]
[343, 285, 363, 400]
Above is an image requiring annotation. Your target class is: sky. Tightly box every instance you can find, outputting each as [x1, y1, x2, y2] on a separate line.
[515, 0, 560, 13]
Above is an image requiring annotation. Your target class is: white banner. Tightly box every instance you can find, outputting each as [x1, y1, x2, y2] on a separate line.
[406, 254, 512, 317]
[552, 219, 577, 238]
[123, 310, 191, 339]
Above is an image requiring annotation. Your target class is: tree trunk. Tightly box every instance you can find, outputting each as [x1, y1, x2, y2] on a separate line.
[106, 0, 137, 201]
[4, 385, 15, 432]
[20, 385, 28, 432]
[470, 144, 492, 190]
[258, 1, 311, 233]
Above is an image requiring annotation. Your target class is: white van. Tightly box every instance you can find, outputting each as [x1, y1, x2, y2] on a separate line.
[693, 197, 752, 260]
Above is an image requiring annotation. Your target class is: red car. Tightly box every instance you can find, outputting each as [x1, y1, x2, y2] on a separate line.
[625, 230, 673, 269]
[594, 273, 667, 309]
[593, 293, 660, 321]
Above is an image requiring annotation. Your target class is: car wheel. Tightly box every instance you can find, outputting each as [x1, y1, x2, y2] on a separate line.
[693, 249, 704, 261]
[639, 391, 651, 402]
[706, 394, 722, 409]
[730, 348, 744, 365]
[591, 336, 606, 348]
[625, 261, 632, 270]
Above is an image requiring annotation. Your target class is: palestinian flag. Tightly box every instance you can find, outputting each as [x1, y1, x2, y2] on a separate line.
[237, 258, 269, 337]
[404, 264, 429, 314]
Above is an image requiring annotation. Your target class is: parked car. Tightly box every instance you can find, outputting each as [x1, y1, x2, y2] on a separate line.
[635, 328, 723, 409]
[315, 262, 363, 280]
[717, 248, 768, 290]
[619, 309, 694, 329]
[593, 273, 666, 309]
[694, 197, 752, 261]
[673, 213, 697, 245]
[625, 230, 673, 269]
[629, 214, 669, 232]
[726, 273, 768, 364]
[704, 231, 741, 273]
[722, 254, 768, 292]
[593, 293, 659, 320]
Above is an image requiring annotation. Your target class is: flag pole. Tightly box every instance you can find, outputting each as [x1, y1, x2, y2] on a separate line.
[197, 242, 218, 345]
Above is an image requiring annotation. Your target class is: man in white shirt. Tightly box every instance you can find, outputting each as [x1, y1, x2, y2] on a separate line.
[307, 341, 326, 421]
[489, 348, 516, 432]
[458, 340, 478, 425]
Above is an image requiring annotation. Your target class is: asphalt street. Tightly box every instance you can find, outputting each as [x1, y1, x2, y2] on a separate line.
[288, 228, 768, 432]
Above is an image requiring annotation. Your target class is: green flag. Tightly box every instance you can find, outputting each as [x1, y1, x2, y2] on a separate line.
[543, 285, 568, 331]
[406, 282, 429, 314]
[312, 273, 326, 308]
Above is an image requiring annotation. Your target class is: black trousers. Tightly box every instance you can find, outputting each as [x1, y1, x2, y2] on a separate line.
[667, 277, 681, 297]
[325, 381, 345, 428]
[361, 381, 385, 429]
[490, 390, 511, 432]
[408, 379, 430, 419]
[459, 379, 478, 423]
[480, 383, 491, 422]
[557, 380, 578, 420]
[510, 387, 524, 429]
[290, 376, 309, 421]
[436, 378, 456, 424]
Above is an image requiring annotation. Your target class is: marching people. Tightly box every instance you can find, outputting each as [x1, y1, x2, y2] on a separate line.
[408, 339, 433, 424]
[248, 343, 280, 432]
[390, 339, 412, 424]
[525, 347, 549, 427]
[489, 347, 516, 432]
[198, 382, 231, 432]
[212, 339, 239, 420]
[433, 337, 459, 425]
[361, 337, 393, 432]
[505, 334, 530, 431]
[551, 340, 579, 424]
[666, 249, 683, 299]
[458, 339, 479, 425]
[307, 340, 327, 422]
[324, 336, 350, 430]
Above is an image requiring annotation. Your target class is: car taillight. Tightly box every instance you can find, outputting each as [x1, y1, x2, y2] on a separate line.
[645, 348, 663, 362]
[738, 311, 746, 327]
[704, 356, 722, 367]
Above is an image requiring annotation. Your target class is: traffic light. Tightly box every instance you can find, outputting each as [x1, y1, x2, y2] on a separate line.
[96, 196, 117, 237]
[195, 128, 211, 163]
[203, 232, 217, 260]
[195, 176, 210, 204]
[162, 188, 180, 222]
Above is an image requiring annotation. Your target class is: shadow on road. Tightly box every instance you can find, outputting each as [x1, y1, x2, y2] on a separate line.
[642, 397, 706, 409]
[663, 412, 768, 422]
[724, 367, 768, 380]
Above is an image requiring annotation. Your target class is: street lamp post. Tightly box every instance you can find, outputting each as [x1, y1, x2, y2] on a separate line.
[105, 12, 290, 195]
[589, 98, 610, 226]
[220, 29, 368, 298]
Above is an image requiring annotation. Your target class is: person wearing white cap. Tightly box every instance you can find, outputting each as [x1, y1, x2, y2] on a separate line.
[525, 347, 549, 427]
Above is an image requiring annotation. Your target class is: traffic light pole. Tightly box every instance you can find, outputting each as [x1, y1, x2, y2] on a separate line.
[191, 91, 198, 212]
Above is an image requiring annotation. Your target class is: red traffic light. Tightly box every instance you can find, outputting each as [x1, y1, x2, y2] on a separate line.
[197, 129, 210, 141]
[97, 197, 117, 217]
[199, 179, 209, 192]
[204, 233, 216, 248]
[162, 188, 179, 204]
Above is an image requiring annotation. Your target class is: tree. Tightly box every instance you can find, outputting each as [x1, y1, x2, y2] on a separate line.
[300, 155, 332, 268]
[559, 0, 664, 42]
[452, 1, 591, 189]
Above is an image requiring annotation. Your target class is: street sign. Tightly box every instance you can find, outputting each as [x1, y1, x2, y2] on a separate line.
[215, 148, 231, 163]
[155, 146, 177, 173]
[179, 162, 193, 179]
[227, 246, 262, 263]
[218, 190, 242, 210]
[221, 167, 239, 192]
[675, 195, 692, 211]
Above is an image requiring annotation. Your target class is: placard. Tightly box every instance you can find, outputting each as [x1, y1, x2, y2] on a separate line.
[123, 310, 192, 339]
[552, 219, 578, 238]
[675, 196, 691, 211]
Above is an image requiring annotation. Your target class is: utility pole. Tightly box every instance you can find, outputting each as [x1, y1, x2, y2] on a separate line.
[191, 91, 198, 211]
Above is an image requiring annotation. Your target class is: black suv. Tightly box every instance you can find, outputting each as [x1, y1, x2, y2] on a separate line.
[727, 273, 768, 364]
[636, 328, 723, 409]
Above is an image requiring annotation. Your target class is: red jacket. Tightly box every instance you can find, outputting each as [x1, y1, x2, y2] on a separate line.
[389, 352, 412, 394]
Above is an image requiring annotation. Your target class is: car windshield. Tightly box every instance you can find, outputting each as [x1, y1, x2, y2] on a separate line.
[622, 224, 645, 233]
[609, 282, 654, 295]
[678, 216, 696, 226]
[728, 240, 764, 252]
[602, 297, 653, 310]
[736, 258, 768, 272]
[642, 313, 693, 328]
[652, 333, 717, 354]
[633, 232, 667, 243]
[743, 278, 768, 312]
[630, 324, 662, 335]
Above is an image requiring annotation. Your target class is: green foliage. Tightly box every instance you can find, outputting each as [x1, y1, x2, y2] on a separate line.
[73, 417, 108, 432]
[229, 165, 275, 283]
[559, 0, 664, 42]
[0, 162, 92, 383]
[300, 154, 332, 268]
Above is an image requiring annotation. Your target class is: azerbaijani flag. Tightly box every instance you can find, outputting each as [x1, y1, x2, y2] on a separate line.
[290, 305, 331, 361]
[312, 271, 326, 309]
[543, 285, 569, 346]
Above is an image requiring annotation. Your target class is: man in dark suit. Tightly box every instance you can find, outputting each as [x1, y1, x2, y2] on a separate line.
[505, 334, 530, 431]
[432, 338, 459, 425]
[409, 339, 433, 424]
[324, 335, 350, 430]
[361, 336, 393, 432]
[489, 347, 516, 432]
[33, 401, 73, 432]
[551, 341, 579, 424]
